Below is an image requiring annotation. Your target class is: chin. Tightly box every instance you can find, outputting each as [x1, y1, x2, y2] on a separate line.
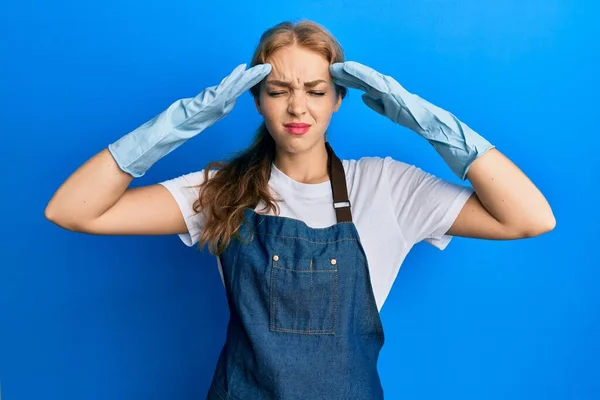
[271, 131, 325, 154]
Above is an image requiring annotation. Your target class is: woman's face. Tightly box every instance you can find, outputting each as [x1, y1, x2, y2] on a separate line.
[255, 45, 342, 155]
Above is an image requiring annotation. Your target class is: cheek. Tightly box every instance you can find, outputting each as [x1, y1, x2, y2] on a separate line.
[308, 96, 336, 116]
[258, 94, 278, 117]
[260, 102, 280, 122]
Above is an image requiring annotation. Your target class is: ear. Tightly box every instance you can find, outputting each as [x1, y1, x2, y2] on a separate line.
[333, 93, 342, 113]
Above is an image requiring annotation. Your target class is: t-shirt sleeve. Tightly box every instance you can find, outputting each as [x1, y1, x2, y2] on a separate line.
[158, 169, 215, 247]
[384, 156, 474, 250]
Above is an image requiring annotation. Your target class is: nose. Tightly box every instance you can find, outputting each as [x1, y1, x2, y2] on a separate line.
[287, 91, 308, 116]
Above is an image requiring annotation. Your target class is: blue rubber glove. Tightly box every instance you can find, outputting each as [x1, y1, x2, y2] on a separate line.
[108, 63, 272, 177]
[330, 61, 494, 180]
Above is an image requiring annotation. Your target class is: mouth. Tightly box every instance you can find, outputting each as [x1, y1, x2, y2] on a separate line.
[283, 123, 311, 135]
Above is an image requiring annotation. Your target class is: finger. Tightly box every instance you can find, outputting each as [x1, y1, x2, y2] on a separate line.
[340, 61, 390, 94]
[361, 94, 386, 116]
[228, 63, 272, 98]
[329, 63, 371, 93]
[241, 63, 273, 90]
[216, 63, 247, 90]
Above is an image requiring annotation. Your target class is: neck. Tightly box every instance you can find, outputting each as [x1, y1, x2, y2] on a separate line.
[274, 141, 329, 184]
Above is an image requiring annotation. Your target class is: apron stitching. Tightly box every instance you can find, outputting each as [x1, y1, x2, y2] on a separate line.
[270, 257, 338, 334]
[270, 257, 277, 331]
[308, 258, 313, 333]
[362, 260, 385, 345]
[333, 264, 338, 334]
[255, 232, 358, 244]
[270, 327, 336, 334]
[273, 266, 337, 273]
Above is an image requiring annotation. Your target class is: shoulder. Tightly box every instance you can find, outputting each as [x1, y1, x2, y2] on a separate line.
[158, 168, 219, 190]
[157, 168, 220, 213]
[341, 155, 417, 181]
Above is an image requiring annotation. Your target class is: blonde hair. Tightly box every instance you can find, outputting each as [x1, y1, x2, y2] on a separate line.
[193, 20, 347, 255]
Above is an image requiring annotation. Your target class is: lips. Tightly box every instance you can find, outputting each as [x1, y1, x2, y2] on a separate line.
[283, 122, 312, 135]
[283, 123, 311, 128]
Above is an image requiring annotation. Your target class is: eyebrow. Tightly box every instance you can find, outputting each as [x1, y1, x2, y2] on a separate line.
[265, 79, 328, 88]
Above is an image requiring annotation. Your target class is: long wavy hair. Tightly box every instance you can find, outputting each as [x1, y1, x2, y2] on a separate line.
[192, 20, 348, 255]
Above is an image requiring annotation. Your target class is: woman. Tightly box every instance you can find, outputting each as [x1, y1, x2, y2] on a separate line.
[45, 20, 555, 399]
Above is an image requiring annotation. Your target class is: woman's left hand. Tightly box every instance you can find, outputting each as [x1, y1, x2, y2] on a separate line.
[331, 62, 555, 238]
[330, 61, 494, 180]
[329, 61, 432, 134]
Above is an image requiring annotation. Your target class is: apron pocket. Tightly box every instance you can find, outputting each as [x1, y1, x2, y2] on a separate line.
[269, 254, 338, 335]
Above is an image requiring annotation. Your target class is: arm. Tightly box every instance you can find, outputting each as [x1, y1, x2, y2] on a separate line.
[447, 148, 555, 239]
[330, 61, 555, 241]
[44, 148, 188, 235]
[45, 63, 271, 236]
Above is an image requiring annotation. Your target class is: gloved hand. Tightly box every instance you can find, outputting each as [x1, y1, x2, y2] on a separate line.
[329, 61, 494, 180]
[108, 63, 272, 177]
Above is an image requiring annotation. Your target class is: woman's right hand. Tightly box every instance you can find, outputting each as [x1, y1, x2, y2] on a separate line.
[45, 63, 271, 235]
[108, 63, 272, 178]
[174, 63, 272, 137]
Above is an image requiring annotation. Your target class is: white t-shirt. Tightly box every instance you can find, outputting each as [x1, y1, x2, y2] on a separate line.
[159, 156, 473, 312]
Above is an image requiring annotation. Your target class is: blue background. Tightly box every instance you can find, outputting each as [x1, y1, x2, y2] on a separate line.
[1, 0, 598, 399]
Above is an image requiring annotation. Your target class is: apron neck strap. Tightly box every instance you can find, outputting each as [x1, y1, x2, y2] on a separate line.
[326, 142, 353, 223]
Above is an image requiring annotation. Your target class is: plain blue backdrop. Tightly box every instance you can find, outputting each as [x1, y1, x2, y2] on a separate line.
[1, 0, 597, 399]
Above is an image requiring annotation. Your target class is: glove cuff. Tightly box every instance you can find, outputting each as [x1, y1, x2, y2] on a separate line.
[428, 123, 494, 180]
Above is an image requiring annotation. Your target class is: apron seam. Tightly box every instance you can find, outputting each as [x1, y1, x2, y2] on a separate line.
[256, 231, 359, 244]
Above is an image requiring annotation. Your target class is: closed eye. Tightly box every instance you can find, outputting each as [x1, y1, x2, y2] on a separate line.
[268, 91, 326, 97]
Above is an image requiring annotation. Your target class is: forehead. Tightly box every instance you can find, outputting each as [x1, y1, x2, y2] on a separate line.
[266, 45, 330, 82]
